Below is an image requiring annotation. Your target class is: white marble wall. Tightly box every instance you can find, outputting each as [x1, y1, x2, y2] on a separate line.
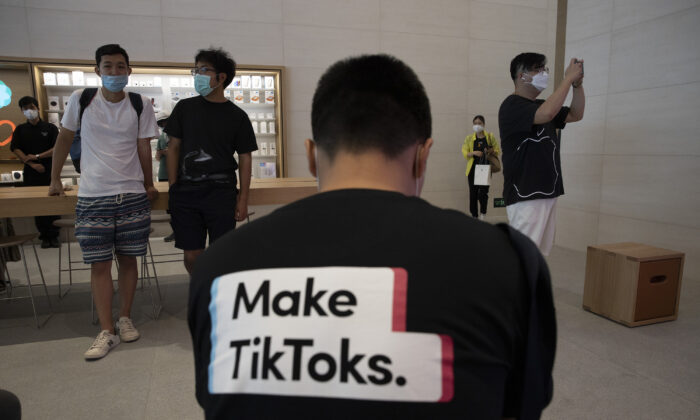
[560, 0, 700, 278]
[0, 0, 560, 217]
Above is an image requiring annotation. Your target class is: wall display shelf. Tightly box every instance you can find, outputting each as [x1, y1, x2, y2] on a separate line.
[31, 61, 285, 178]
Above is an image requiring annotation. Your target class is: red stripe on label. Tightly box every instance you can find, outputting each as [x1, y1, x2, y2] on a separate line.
[391, 268, 407, 332]
[438, 334, 455, 403]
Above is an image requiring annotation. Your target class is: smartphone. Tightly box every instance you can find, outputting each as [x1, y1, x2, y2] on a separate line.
[575, 58, 584, 76]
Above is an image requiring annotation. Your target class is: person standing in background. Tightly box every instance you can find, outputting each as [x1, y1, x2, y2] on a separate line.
[165, 48, 257, 274]
[49, 44, 159, 360]
[11, 96, 60, 248]
[498, 52, 584, 255]
[462, 115, 500, 220]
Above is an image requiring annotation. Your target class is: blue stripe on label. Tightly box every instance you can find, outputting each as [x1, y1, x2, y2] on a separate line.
[208, 276, 221, 393]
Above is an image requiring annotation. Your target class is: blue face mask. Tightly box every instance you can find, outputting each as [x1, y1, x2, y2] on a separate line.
[194, 74, 220, 97]
[101, 74, 128, 93]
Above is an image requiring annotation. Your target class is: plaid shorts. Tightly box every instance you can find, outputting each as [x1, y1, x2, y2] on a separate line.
[75, 193, 151, 264]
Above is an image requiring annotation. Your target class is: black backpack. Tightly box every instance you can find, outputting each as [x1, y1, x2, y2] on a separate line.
[78, 88, 143, 130]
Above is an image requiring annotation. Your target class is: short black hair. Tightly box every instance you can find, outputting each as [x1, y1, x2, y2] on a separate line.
[95, 44, 130, 67]
[311, 54, 432, 159]
[473, 115, 485, 124]
[195, 48, 236, 88]
[18, 96, 38, 110]
[510, 52, 546, 80]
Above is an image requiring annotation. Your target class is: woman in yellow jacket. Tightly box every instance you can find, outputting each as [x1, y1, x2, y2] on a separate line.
[461, 115, 501, 220]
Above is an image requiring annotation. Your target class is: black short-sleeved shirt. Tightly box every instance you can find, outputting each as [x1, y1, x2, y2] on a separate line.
[164, 96, 257, 183]
[10, 119, 58, 171]
[189, 189, 557, 419]
[498, 95, 569, 205]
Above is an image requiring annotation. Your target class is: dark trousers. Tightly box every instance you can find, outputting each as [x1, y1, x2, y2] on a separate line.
[23, 165, 60, 240]
[467, 166, 489, 218]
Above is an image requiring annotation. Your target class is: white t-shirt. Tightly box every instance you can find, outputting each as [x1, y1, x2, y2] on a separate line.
[62, 88, 159, 197]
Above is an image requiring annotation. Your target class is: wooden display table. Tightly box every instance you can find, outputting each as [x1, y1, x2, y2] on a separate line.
[583, 242, 685, 327]
[0, 178, 318, 218]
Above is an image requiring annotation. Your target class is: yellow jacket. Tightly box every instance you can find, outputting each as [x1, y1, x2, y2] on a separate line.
[461, 131, 501, 177]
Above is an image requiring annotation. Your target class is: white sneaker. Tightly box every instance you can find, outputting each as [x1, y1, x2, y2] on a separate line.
[84, 330, 120, 360]
[117, 317, 141, 343]
[478, 214, 485, 221]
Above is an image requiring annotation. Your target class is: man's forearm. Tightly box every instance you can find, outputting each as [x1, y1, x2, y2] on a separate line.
[51, 128, 75, 182]
[535, 77, 574, 124]
[39, 147, 54, 160]
[12, 149, 28, 163]
[238, 153, 252, 202]
[167, 137, 181, 185]
[137, 139, 154, 186]
[568, 85, 585, 121]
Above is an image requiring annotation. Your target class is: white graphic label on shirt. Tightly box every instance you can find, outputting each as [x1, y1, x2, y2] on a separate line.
[513, 128, 559, 198]
[208, 267, 454, 402]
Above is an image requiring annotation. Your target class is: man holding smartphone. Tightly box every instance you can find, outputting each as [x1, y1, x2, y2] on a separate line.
[498, 53, 585, 255]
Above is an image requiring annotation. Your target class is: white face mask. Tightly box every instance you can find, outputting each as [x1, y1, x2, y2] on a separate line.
[473, 124, 484, 133]
[23, 109, 39, 120]
[522, 71, 549, 91]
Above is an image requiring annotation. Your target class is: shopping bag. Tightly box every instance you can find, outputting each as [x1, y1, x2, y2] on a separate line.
[474, 164, 491, 186]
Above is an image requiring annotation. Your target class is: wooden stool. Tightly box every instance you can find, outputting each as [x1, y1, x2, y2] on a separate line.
[583, 242, 685, 327]
[53, 218, 86, 299]
[0, 234, 53, 328]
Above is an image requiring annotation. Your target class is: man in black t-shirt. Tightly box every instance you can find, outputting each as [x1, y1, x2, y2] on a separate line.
[10, 96, 60, 248]
[189, 54, 557, 419]
[498, 53, 585, 255]
[165, 48, 257, 274]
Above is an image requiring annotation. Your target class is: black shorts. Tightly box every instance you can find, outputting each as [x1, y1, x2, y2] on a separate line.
[168, 183, 237, 251]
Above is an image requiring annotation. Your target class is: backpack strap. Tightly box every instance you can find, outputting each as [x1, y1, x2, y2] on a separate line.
[128, 92, 143, 137]
[78, 88, 98, 129]
[79, 89, 144, 137]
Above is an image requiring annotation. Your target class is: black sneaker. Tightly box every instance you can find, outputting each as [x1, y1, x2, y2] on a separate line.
[41, 239, 51, 248]
[164, 233, 175, 242]
[50, 237, 60, 248]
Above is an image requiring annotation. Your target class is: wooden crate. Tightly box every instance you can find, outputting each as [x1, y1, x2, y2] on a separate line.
[583, 242, 684, 327]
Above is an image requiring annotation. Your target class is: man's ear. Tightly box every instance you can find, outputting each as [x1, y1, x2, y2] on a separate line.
[414, 138, 433, 179]
[305, 138, 317, 178]
[94, 66, 100, 77]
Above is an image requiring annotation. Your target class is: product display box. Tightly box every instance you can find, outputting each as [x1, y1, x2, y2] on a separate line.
[583, 242, 685, 327]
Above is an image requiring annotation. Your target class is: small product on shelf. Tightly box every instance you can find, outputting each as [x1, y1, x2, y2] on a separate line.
[241, 75, 251, 89]
[250, 90, 260, 104]
[252, 75, 262, 89]
[234, 90, 244, 104]
[265, 90, 275, 104]
[269, 121, 276, 134]
[43, 72, 57, 85]
[72, 70, 85, 86]
[56, 72, 71, 86]
[232, 76, 241, 88]
[264, 76, 274, 89]
[48, 96, 60, 111]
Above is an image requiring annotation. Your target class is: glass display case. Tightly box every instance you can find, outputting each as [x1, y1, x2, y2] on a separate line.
[31, 62, 285, 179]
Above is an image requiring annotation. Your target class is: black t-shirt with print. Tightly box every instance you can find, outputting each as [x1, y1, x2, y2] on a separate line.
[165, 96, 257, 184]
[473, 136, 488, 164]
[10, 120, 58, 182]
[189, 189, 557, 419]
[498, 95, 569, 205]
